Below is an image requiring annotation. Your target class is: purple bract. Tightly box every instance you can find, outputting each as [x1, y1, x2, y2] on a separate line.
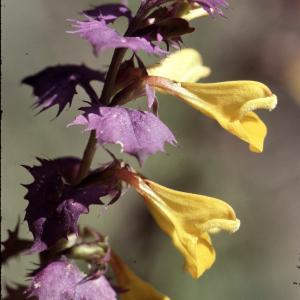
[23, 158, 114, 252]
[1, 219, 32, 264]
[68, 18, 166, 56]
[26, 259, 117, 300]
[22, 65, 105, 116]
[83, 3, 132, 23]
[69, 106, 177, 164]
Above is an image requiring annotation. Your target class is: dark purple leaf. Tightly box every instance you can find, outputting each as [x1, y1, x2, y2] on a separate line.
[22, 65, 105, 116]
[68, 18, 167, 56]
[26, 259, 117, 300]
[135, 0, 173, 20]
[23, 158, 112, 252]
[69, 106, 177, 164]
[3, 283, 34, 300]
[1, 219, 32, 264]
[83, 3, 132, 23]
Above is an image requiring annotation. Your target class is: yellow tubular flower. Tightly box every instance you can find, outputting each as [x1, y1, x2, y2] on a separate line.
[180, 6, 208, 21]
[147, 49, 277, 152]
[110, 252, 170, 300]
[119, 171, 240, 279]
[173, 2, 209, 21]
[148, 48, 211, 83]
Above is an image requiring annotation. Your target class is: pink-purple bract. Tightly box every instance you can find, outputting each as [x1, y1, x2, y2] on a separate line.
[68, 18, 167, 56]
[26, 259, 117, 300]
[70, 105, 177, 165]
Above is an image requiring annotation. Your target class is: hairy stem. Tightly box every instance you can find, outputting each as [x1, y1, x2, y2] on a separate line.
[75, 48, 127, 184]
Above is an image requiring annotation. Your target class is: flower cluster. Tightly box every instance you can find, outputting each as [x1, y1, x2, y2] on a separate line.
[3, 1, 277, 299]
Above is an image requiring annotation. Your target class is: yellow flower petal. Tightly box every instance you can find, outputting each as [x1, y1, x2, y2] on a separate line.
[148, 78, 277, 152]
[181, 81, 277, 152]
[173, 2, 209, 21]
[132, 176, 240, 278]
[148, 48, 211, 83]
[181, 7, 208, 21]
[110, 252, 170, 300]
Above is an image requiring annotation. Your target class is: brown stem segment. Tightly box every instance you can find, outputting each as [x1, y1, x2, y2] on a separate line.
[75, 48, 127, 184]
[100, 48, 128, 105]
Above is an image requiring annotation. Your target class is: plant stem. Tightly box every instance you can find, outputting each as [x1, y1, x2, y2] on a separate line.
[74, 48, 127, 184]
[100, 48, 127, 105]
[75, 130, 97, 184]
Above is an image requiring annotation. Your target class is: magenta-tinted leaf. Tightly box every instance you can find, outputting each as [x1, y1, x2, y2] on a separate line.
[23, 158, 112, 252]
[69, 106, 176, 164]
[22, 65, 105, 116]
[83, 3, 132, 23]
[68, 18, 166, 56]
[26, 259, 117, 300]
[1, 220, 32, 264]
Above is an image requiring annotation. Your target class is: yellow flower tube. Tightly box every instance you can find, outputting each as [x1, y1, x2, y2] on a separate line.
[147, 52, 277, 152]
[116, 169, 240, 279]
[148, 48, 211, 83]
[172, 1, 209, 21]
[110, 252, 170, 300]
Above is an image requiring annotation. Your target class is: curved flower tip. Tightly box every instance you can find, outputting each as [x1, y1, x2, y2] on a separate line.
[126, 173, 240, 278]
[110, 252, 170, 300]
[180, 81, 277, 152]
[148, 48, 211, 83]
[150, 78, 277, 153]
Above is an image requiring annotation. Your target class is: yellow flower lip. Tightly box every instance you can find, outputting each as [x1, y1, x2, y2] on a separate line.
[145, 75, 277, 153]
[115, 168, 240, 279]
[239, 94, 277, 118]
[201, 218, 241, 234]
[146, 48, 278, 153]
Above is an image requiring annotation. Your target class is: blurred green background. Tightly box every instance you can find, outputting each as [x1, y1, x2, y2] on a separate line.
[2, 0, 300, 299]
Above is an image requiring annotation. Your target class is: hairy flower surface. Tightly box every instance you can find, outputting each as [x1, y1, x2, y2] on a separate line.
[147, 49, 277, 152]
[68, 18, 166, 56]
[22, 65, 105, 116]
[23, 158, 116, 252]
[26, 259, 116, 300]
[70, 106, 177, 164]
[116, 170, 240, 278]
[110, 252, 170, 300]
